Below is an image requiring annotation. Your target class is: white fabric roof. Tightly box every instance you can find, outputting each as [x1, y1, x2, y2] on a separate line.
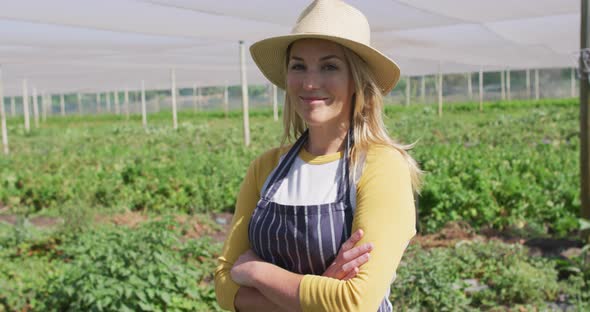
[0, 0, 580, 96]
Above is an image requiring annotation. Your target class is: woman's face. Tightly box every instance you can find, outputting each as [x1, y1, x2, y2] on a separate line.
[286, 39, 354, 128]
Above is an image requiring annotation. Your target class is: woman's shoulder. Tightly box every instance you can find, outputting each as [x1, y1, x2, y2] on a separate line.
[247, 145, 293, 186]
[365, 144, 405, 166]
[357, 143, 412, 190]
[252, 145, 292, 168]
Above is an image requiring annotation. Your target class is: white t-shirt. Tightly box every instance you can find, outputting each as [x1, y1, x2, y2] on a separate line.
[261, 148, 358, 208]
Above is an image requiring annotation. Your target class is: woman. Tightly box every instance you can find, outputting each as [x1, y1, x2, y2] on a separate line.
[214, 1, 421, 311]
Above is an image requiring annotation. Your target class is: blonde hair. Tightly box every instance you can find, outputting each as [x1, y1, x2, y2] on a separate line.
[282, 42, 423, 193]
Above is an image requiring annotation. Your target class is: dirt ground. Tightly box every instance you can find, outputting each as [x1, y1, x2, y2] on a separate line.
[0, 212, 584, 257]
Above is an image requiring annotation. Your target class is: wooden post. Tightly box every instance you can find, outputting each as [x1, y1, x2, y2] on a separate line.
[535, 69, 540, 100]
[467, 72, 473, 100]
[106, 92, 111, 113]
[141, 80, 147, 130]
[421, 76, 425, 104]
[114, 91, 119, 115]
[96, 93, 101, 114]
[272, 84, 278, 121]
[479, 68, 483, 112]
[405, 76, 410, 106]
[124, 88, 130, 119]
[171, 69, 178, 129]
[193, 84, 198, 112]
[0, 66, 8, 155]
[526, 69, 531, 99]
[224, 84, 229, 118]
[22, 79, 30, 132]
[77, 93, 82, 115]
[239, 40, 251, 146]
[570, 68, 576, 97]
[60, 94, 66, 116]
[579, 0, 590, 219]
[32, 87, 39, 128]
[10, 96, 15, 117]
[437, 67, 443, 117]
[197, 86, 202, 111]
[507, 69, 511, 101]
[41, 93, 47, 122]
[50, 94, 55, 117]
[501, 70, 506, 100]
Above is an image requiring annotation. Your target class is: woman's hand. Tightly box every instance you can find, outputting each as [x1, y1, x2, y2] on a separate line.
[323, 229, 373, 280]
[231, 249, 264, 287]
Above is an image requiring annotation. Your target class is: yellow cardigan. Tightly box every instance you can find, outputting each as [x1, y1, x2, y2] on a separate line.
[214, 144, 416, 312]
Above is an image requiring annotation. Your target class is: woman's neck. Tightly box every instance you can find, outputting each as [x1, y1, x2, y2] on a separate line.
[305, 122, 349, 156]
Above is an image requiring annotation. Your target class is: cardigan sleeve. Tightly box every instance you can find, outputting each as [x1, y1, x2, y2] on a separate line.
[298, 145, 416, 312]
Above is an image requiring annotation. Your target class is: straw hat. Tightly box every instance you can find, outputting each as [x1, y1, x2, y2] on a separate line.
[250, 0, 400, 95]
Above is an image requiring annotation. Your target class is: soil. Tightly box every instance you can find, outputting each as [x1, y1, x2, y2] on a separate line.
[0, 214, 63, 228]
[0, 212, 584, 255]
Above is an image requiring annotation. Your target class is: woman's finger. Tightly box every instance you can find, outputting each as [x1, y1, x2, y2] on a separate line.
[339, 229, 364, 253]
[341, 252, 370, 272]
[342, 242, 373, 263]
[341, 267, 359, 281]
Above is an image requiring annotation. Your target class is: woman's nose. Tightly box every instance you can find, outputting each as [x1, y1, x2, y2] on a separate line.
[302, 71, 321, 90]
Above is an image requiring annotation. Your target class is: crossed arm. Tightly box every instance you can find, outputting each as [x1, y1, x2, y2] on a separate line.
[214, 146, 416, 312]
[230, 229, 372, 312]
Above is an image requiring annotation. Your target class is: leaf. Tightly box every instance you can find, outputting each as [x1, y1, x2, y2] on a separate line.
[579, 218, 590, 231]
[138, 302, 154, 311]
[160, 292, 171, 305]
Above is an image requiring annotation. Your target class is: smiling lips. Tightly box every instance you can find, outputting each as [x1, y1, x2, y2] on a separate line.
[300, 96, 329, 104]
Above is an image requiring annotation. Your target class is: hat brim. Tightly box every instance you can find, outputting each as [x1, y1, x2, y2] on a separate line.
[250, 34, 400, 95]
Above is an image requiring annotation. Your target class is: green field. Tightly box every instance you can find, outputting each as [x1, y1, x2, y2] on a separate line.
[1, 98, 588, 311]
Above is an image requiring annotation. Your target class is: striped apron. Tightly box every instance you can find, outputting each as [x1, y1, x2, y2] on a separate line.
[248, 129, 392, 311]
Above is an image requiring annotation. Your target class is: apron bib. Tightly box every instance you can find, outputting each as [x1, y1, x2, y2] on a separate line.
[248, 129, 392, 311]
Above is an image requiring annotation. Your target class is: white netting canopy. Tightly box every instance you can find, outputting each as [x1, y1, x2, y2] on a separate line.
[0, 0, 580, 96]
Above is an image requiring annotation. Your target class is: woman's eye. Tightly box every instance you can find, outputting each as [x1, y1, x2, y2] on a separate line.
[289, 63, 305, 71]
[322, 64, 338, 71]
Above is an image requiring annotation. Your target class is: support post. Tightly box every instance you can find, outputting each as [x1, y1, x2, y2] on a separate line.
[421, 76, 425, 104]
[501, 70, 505, 100]
[124, 88, 130, 119]
[0, 66, 8, 155]
[96, 93, 101, 114]
[239, 40, 251, 146]
[507, 69, 511, 101]
[467, 72, 473, 100]
[141, 81, 147, 130]
[193, 84, 198, 112]
[61, 94, 67, 116]
[114, 91, 119, 115]
[535, 69, 540, 100]
[272, 84, 278, 121]
[32, 87, 39, 128]
[41, 93, 47, 122]
[579, 0, 590, 219]
[22, 79, 30, 132]
[10, 96, 15, 117]
[570, 68, 576, 97]
[437, 66, 443, 117]
[479, 68, 483, 112]
[77, 93, 82, 116]
[526, 69, 531, 99]
[171, 69, 178, 129]
[197, 86, 202, 111]
[405, 76, 410, 106]
[106, 92, 111, 113]
[60, 94, 65, 116]
[224, 85, 229, 118]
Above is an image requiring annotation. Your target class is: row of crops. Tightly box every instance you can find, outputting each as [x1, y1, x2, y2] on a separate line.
[0, 98, 581, 235]
[0, 98, 588, 311]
